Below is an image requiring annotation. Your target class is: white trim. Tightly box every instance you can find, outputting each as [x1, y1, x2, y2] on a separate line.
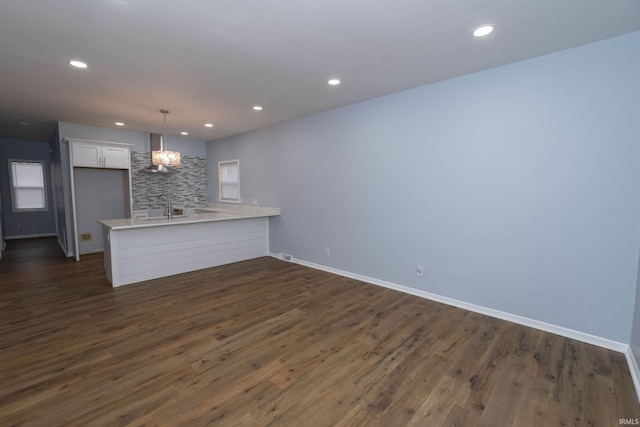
[127, 169, 134, 220]
[217, 198, 243, 204]
[57, 236, 73, 257]
[51, 161, 60, 239]
[68, 141, 80, 262]
[265, 219, 270, 255]
[8, 159, 49, 212]
[269, 252, 628, 353]
[61, 137, 134, 148]
[5, 233, 56, 240]
[625, 347, 640, 402]
[66, 139, 133, 261]
[218, 159, 241, 203]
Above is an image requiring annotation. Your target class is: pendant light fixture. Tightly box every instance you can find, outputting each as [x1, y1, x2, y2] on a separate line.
[152, 109, 181, 166]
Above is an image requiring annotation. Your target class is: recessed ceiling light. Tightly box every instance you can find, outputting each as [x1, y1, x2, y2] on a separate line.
[473, 25, 494, 37]
[328, 79, 341, 86]
[181, 131, 189, 136]
[205, 123, 214, 128]
[69, 60, 88, 69]
[253, 106, 263, 111]
[115, 122, 124, 126]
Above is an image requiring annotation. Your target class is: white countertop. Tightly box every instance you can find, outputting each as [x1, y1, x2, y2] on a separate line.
[100, 205, 280, 230]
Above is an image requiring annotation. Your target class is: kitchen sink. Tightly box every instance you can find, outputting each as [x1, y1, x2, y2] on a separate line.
[140, 214, 186, 220]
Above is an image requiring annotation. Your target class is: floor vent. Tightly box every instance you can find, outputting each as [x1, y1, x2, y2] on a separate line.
[279, 253, 293, 262]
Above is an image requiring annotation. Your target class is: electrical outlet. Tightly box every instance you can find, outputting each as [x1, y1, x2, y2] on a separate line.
[416, 264, 424, 277]
[325, 248, 331, 256]
[80, 233, 92, 242]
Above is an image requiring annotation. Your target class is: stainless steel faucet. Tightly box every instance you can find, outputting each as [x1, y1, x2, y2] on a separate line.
[157, 193, 172, 219]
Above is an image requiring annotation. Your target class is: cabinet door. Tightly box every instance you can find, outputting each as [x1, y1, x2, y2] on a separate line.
[72, 142, 102, 167]
[103, 146, 130, 169]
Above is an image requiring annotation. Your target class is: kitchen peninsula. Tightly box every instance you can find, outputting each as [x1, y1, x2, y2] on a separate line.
[99, 204, 280, 287]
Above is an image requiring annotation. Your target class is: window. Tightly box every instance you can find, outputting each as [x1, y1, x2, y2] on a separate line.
[218, 160, 240, 203]
[9, 160, 47, 211]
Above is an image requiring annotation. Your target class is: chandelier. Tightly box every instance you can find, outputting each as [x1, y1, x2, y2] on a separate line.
[152, 109, 181, 166]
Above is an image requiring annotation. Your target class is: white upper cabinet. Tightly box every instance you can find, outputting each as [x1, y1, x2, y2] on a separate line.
[72, 142, 101, 167]
[102, 145, 130, 169]
[72, 140, 131, 169]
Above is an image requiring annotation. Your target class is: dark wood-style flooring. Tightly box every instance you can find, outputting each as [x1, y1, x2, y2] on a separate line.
[1, 237, 638, 426]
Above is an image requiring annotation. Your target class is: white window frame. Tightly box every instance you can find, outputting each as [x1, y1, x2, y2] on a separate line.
[218, 159, 241, 203]
[9, 159, 48, 212]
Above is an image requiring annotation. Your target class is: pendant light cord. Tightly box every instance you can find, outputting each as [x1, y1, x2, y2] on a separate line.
[160, 109, 169, 151]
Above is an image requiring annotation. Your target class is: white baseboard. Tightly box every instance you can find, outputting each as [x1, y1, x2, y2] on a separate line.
[270, 252, 628, 353]
[58, 237, 73, 257]
[270, 253, 640, 401]
[5, 233, 56, 240]
[79, 248, 104, 255]
[626, 347, 640, 403]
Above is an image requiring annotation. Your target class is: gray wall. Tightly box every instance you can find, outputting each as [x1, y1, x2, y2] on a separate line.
[0, 138, 56, 239]
[207, 31, 640, 344]
[74, 168, 128, 254]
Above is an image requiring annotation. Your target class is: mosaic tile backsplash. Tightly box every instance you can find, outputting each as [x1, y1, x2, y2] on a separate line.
[131, 151, 208, 210]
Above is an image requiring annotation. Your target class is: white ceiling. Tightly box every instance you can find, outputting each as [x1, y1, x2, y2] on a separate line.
[1, 0, 639, 142]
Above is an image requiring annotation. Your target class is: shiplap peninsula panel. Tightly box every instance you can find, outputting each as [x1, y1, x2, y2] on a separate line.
[103, 217, 268, 287]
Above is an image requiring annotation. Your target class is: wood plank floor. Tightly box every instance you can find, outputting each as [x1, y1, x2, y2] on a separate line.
[1, 238, 638, 426]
